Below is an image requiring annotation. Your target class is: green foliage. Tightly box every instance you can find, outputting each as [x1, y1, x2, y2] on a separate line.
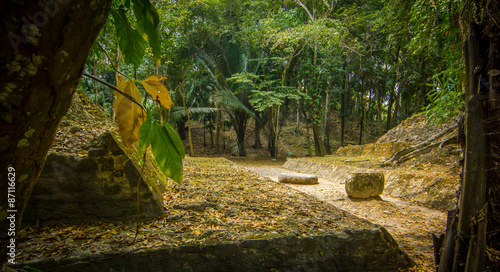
[110, 7, 147, 67]
[131, 0, 162, 65]
[111, 0, 162, 67]
[139, 110, 185, 183]
[424, 71, 464, 124]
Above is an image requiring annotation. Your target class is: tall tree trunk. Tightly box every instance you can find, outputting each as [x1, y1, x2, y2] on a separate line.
[340, 91, 346, 146]
[359, 94, 365, 145]
[386, 91, 394, 132]
[392, 85, 401, 128]
[267, 108, 276, 157]
[438, 6, 500, 269]
[323, 89, 331, 154]
[252, 115, 263, 149]
[0, 1, 112, 268]
[451, 26, 488, 272]
[303, 110, 312, 157]
[312, 118, 326, 157]
[295, 108, 300, 134]
[377, 89, 382, 135]
[233, 110, 248, 157]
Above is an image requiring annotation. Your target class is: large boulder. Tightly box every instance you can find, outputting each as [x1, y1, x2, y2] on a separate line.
[345, 172, 384, 198]
[279, 173, 319, 184]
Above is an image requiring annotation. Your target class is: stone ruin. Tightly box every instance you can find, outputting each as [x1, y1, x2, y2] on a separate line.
[23, 132, 168, 225]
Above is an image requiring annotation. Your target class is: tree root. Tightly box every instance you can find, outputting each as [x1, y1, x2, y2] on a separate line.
[382, 124, 458, 166]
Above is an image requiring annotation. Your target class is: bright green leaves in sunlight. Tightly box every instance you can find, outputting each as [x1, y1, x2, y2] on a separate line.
[114, 75, 146, 150]
[131, 0, 161, 65]
[111, 0, 161, 67]
[139, 76, 174, 108]
[139, 110, 185, 183]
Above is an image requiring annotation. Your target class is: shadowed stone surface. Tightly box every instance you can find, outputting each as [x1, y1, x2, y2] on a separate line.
[14, 226, 414, 272]
[345, 172, 385, 199]
[23, 132, 167, 225]
[279, 173, 319, 184]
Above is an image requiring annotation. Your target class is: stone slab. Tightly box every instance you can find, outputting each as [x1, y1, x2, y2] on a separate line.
[279, 173, 319, 184]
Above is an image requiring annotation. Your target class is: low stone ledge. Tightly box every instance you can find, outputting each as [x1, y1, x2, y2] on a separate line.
[13, 227, 414, 272]
[283, 158, 458, 209]
[279, 173, 319, 184]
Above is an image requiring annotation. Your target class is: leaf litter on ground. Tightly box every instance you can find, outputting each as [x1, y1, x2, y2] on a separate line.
[18, 157, 372, 265]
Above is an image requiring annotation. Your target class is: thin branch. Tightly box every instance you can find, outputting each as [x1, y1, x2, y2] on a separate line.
[293, 0, 314, 21]
[96, 43, 131, 80]
[340, 41, 365, 56]
[83, 73, 146, 111]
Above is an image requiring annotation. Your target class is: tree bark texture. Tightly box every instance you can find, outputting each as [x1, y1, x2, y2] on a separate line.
[386, 91, 394, 132]
[340, 90, 346, 146]
[452, 26, 488, 272]
[252, 114, 263, 149]
[0, 0, 112, 267]
[359, 94, 364, 145]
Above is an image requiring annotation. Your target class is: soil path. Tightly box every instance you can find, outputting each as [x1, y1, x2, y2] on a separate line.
[235, 160, 447, 271]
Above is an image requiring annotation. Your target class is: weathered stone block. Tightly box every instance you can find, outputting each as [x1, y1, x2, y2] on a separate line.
[23, 132, 168, 225]
[279, 173, 319, 184]
[345, 172, 384, 198]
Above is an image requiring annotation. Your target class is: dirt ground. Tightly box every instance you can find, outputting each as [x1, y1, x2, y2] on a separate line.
[233, 158, 447, 272]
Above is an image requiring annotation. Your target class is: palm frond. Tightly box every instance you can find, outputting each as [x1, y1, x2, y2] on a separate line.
[168, 106, 218, 123]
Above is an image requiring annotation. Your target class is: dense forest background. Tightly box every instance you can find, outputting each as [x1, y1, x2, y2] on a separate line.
[80, 0, 464, 158]
[3, 0, 499, 271]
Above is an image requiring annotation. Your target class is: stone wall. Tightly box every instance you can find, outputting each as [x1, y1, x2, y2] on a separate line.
[23, 132, 168, 225]
[14, 226, 414, 272]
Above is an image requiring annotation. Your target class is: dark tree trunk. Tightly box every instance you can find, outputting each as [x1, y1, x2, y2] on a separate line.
[232, 110, 248, 157]
[323, 89, 331, 154]
[340, 90, 346, 146]
[438, 4, 500, 270]
[377, 89, 382, 135]
[303, 110, 312, 157]
[0, 0, 112, 268]
[392, 85, 401, 128]
[452, 25, 488, 272]
[359, 95, 365, 145]
[267, 108, 276, 157]
[312, 122, 325, 156]
[252, 115, 263, 149]
[386, 91, 394, 132]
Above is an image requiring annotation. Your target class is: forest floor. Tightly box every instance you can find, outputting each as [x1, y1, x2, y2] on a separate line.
[19, 92, 458, 271]
[231, 158, 447, 272]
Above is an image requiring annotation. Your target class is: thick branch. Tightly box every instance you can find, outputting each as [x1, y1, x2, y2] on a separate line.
[83, 73, 145, 111]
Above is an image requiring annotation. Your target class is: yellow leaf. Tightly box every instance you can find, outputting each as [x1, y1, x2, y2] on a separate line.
[113, 75, 145, 150]
[139, 76, 174, 109]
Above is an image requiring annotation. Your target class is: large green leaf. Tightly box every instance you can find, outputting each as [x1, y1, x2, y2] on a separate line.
[163, 120, 186, 159]
[132, 0, 161, 65]
[138, 110, 157, 155]
[150, 122, 185, 183]
[110, 7, 147, 67]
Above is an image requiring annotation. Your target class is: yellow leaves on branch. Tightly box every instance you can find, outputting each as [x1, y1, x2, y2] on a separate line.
[114, 75, 146, 150]
[113, 75, 174, 150]
[139, 76, 174, 109]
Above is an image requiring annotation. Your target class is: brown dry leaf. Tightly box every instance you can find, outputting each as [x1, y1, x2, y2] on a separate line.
[114, 75, 146, 150]
[139, 76, 174, 109]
